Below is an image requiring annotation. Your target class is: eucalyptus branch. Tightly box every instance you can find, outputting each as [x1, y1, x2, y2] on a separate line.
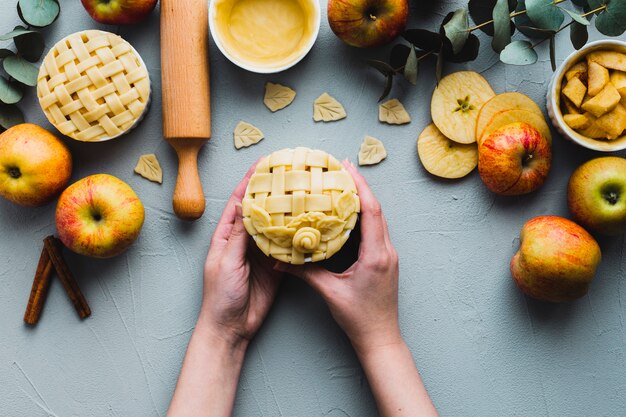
[466, 0, 568, 32]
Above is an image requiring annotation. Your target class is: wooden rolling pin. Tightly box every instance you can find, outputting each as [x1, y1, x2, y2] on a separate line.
[160, 0, 211, 221]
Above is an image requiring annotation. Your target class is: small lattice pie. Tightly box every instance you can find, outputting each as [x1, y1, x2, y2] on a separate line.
[37, 30, 151, 142]
[242, 148, 360, 264]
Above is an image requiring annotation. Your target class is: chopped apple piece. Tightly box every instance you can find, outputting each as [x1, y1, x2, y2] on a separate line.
[577, 114, 609, 139]
[475, 92, 543, 141]
[595, 104, 626, 139]
[562, 77, 587, 108]
[581, 83, 621, 117]
[588, 51, 626, 72]
[587, 61, 610, 96]
[417, 123, 478, 179]
[478, 109, 552, 146]
[563, 114, 591, 130]
[610, 71, 626, 99]
[565, 61, 588, 82]
[561, 97, 581, 115]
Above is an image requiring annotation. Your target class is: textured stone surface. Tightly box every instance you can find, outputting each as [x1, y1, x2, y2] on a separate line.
[1, 2, 626, 416]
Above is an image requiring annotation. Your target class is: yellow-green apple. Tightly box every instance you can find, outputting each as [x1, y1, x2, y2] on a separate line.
[568, 157, 626, 236]
[56, 174, 144, 258]
[511, 216, 601, 303]
[478, 122, 551, 195]
[327, 0, 409, 48]
[80, 0, 157, 25]
[0, 123, 72, 207]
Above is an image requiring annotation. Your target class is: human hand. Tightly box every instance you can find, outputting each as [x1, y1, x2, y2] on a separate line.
[198, 164, 283, 349]
[276, 162, 401, 356]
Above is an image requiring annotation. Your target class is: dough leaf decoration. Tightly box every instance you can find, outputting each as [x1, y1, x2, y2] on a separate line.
[250, 204, 272, 231]
[358, 136, 387, 166]
[335, 191, 357, 220]
[264, 82, 296, 112]
[234, 121, 264, 149]
[134, 153, 163, 184]
[313, 92, 347, 122]
[379, 98, 411, 125]
[263, 226, 296, 248]
[316, 217, 346, 241]
[287, 212, 326, 229]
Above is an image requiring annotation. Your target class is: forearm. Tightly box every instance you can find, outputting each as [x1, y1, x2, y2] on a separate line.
[357, 340, 438, 417]
[166, 321, 247, 417]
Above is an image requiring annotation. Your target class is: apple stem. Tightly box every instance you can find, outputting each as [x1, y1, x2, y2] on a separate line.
[369, 14, 377, 21]
[8, 167, 21, 179]
[606, 191, 619, 205]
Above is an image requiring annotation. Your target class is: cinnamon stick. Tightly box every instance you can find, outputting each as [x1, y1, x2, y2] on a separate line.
[23, 242, 54, 325]
[43, 236, 91, 319]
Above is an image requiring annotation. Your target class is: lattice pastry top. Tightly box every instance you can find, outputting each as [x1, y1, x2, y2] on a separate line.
[37, 30, 151, 142]
[243, 148, 360, 264]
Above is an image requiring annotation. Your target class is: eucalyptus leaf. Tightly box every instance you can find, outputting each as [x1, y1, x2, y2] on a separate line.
[515, 1, 553, 38]
[0, 25, 36, 41]
[563, 8, 590, 25]
[571, 0, 589, 6]
[3, 55, 38, 86]
[366, 60, 395, 77]
[404, 47, 418, 85]
[570, 21, 588, 49]
[402, 29, 443, 52]
[17, 0, 60, 28]
[379, 74, 393, 102]
[526, 0, 565, 31]
[0, 103, 24, 129]
[549, 35, 556, 71]
[0, 49, 14, 59]
[390, 44, 411, 69]
[443, 9, 470, 55]
[435, 51, 444, 83]
[500, 40, 538, 65]
[468, 0, 517, 35]
[14, 30, 44, 62]
[492, 0, 512, 53]
[443, 34, 480, 63]
[0, 76, 23, 104]
[588, 0, 626, 36]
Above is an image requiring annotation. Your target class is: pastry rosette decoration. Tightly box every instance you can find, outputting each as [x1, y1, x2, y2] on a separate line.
[242, 147, 360, 264]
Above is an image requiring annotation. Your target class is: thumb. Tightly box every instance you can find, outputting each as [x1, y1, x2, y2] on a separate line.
[226, 204, 250, 260]
[274, 262, 333, 297]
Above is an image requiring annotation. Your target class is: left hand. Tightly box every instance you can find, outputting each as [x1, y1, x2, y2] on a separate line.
[198, 164, 283, 348]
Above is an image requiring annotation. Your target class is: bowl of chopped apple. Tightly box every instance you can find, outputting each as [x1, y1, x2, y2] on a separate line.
[547, 40, 626, 152]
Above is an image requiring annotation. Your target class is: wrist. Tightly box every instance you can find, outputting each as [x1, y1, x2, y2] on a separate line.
[195, 312, 250, 356]
[350, 325, 405, 358]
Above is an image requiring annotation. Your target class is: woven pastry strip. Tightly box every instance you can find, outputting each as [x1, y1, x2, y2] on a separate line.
[38, 30, 150, 142]
[243, 148, 360, 264]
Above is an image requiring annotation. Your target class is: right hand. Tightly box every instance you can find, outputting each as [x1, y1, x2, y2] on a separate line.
[276, 161, 402, 356]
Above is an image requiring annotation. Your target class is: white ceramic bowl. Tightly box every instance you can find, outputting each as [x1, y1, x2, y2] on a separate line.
[546, 39, 626, 152]
[209, 0, 320, 74]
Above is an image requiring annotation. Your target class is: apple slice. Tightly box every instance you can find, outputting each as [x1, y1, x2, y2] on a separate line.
[587, 61, 610, 96]
[431, 71, 495, 144]
[588, 51, 626, 72]
[476, 92, 543, 142]
[565, 61, 588, 82]
[478, 109, 552, 146]
[417, 123, 478, 179]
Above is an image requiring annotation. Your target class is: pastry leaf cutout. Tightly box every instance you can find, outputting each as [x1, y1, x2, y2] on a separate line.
[264, 82, 296, 112]
[263, 226, 296, 248]
[358, 136, 387, 166]
[313, 93, 347, 122]
[379, 99, 411, 125]
[134, 153, 163, 184]
[234, 121, 264, 149]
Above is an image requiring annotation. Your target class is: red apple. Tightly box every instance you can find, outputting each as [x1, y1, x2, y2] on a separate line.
[80, 0, 158, 25]
[568, 156, 626, 236]
[56, 174, 144, 258]
[511, 216, 602, 303]
[478, 122, 551, 195]
[0, 123, 72, 207]
[327, 0, 409, 48]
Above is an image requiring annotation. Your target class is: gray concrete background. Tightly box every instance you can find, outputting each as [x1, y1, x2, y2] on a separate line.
[1, 1, 626, 416]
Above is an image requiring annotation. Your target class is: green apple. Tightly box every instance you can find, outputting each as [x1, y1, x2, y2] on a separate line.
[56, 174, 145, 258]
[327, 0, 408, 48]
[568, 156, 626, 235]
[0, 123, 72, 207]
[511, 216, 602, 303]
[479, 122, 552, 195]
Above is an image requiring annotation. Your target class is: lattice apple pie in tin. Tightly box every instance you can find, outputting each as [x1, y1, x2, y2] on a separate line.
[243, 148, 360, 264]
[37, 30, 151, 142]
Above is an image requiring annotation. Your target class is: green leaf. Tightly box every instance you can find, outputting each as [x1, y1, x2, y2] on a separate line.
[366, 60, 394, 77]
[563, 8, 590, 25]
[0, 49, 14, 59]
[404, 47, 418, 85]
[570, 21, 588, 49]
[379, 74, 393, 102]
[515, 1, 552, 38]
[469, 0, 517, 36]
[402, 29, 443, 52]
[526, 0, 565, 31]
[500, 40, 538, 65]
[17, 0, 60, 28]
[435, 51, 444, 83]
[0, 76, 23, 104]
[14, 30, 45, 62]
[0, 103, 24, 129]
[549, 35, 556, 71]
[390, 44, 411, 69]
[443, 34, 481, 63]
[492, 0, 512, 53]
[571, 0, 589, 6]
[3, 55, 38, 86]
[588, 0, 626, 36]
[0, 25, 36, 41]
[443, 9, 470, 55]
